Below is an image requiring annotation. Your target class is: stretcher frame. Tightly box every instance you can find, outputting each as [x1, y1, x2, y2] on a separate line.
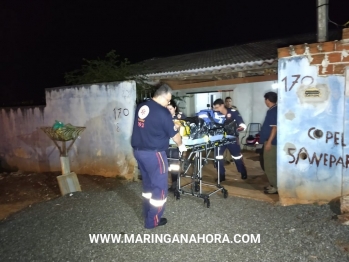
[168, 135, 236, 208]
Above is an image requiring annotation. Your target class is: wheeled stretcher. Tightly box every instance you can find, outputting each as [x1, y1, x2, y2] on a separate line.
[168, 135, 236, 208]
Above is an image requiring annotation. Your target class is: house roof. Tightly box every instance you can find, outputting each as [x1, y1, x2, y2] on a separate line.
[139, 30, 342, 80]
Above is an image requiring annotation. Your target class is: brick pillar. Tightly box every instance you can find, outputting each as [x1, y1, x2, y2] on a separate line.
[342, 28, 349, 42]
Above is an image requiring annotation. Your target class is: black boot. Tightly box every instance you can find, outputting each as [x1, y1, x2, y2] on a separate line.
[169, 174, 178, 191]
[168, 182, 177, 192]
[241, 173, 247, 180]
[158, 218, 167, 226]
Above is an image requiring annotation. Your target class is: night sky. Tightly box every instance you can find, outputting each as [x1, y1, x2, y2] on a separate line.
[1, 0, 348, 106]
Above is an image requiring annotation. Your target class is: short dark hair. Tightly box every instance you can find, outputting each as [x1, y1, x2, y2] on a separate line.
[213, 98, 224, 106]
[264, 92, 277, 103]
[168, 100, 178, 112]
[225, 97, 232, 101]
[153, 83, 172, 98]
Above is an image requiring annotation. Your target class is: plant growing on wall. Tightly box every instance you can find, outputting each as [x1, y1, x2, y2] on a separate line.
[64, 51, 130, 84]
[64, 50, 192, 105]
[64, 50, 155, 103]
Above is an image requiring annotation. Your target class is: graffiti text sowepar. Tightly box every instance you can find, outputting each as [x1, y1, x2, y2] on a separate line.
[288, 147, 349, 168]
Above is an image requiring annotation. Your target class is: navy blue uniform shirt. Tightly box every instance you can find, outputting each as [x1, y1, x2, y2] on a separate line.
[223, 108, 245, 136]
[224, 108, 244, 126]
[131, 99, 178, 151]
[260, 105, 277, 145]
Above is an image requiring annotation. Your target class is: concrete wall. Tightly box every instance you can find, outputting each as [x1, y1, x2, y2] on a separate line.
[276, 28, 349, 205]
[278, 56, 348, 205]
[233, 81, 276, 129]
[0, 81, 137, 179]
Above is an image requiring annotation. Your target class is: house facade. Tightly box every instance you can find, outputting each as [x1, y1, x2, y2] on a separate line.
[139, 29, 349, 205]
[139, 31, 341, 146]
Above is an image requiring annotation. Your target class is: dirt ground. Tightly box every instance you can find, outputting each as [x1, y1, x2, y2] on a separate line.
[0, 150, 275, 221]
[0, 171, 125, 221]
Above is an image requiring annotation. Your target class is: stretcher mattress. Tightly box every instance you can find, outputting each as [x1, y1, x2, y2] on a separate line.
[169, 135, 236, 145]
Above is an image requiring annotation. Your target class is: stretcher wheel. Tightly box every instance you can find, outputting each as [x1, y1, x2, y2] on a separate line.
[222, 189, 228, 199]
[182, 159, 189, 170]
[194, 181, 200, 192]
[204, 197, 210, 208]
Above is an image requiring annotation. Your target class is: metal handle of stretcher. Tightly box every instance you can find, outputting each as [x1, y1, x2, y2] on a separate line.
[168, 136, 236, 175]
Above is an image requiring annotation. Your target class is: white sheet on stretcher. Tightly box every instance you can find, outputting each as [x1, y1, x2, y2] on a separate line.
[169, 135, 236, 145]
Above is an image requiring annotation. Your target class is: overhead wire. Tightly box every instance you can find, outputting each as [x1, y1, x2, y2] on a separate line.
[316, 2, 349, 28]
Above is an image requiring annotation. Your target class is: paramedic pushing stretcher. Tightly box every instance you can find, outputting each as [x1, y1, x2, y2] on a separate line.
[213, 99, 248, 181]
[131, 84, 187, 229]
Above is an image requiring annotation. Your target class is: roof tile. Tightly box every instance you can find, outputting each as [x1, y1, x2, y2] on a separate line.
[139, 31, 342, 76]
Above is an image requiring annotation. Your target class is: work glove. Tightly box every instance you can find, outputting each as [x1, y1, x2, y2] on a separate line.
[237, 123, 246, 132]
[178, 144, 187, 155]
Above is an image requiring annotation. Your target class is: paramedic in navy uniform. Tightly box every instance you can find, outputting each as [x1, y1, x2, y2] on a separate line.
[131, 84, 186, 229]
[166, 100, 186, 192]
[213, 98, 248, 181]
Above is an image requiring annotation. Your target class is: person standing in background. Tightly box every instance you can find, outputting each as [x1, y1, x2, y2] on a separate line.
[259, 92, 278, 194]
[224, 97, 238, 164]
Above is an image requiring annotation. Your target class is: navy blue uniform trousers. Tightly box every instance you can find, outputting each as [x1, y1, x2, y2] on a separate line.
[134, 150, 168, 229]
[216, 143, 247, 178]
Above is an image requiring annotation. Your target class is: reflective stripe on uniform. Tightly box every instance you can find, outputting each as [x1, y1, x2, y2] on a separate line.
[232, 154, 243, 160]
[154, 215, 159, 227]
[149, 197, 167, 207]
[156, 152, 166, 174]
[142, 192, 152, 199]
[169, 164, 180, 171]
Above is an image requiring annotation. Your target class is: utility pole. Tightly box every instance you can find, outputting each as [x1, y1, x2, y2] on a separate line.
[317, 0, 329, 42]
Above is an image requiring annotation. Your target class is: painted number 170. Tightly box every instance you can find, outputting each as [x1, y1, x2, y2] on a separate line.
[113, 108, 129, 120]
[282, 75, 314, 92]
